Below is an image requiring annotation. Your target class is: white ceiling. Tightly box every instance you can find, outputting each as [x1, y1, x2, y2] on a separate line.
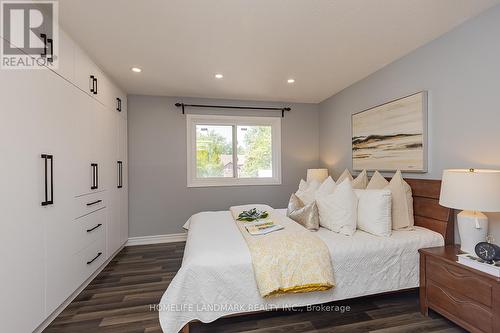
[59, 0, 499, 103]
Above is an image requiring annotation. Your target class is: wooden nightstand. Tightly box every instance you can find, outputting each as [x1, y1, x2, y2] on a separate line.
[419, 246, 500, 333]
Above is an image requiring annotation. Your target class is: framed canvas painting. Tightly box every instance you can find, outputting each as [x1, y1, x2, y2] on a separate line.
[352, 91, 428, 172]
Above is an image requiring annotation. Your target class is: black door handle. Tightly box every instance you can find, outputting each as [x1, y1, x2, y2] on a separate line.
[117, 161, 123, 188]
[86, 224, 102, 233]
[116, 98, 121, 112]
[47, 38, 53, 63]
[86, 199, 102, 206]
[86, 252, 102, 265]
[91, 163, 98, 189]
[93, 77, 98, 95]
[41, 154, 54, 206]
[89, 75, 95, 93]
[40, 33, 47, 58]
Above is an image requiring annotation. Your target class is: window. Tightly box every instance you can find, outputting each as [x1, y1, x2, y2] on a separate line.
[187, 114, 281, 187]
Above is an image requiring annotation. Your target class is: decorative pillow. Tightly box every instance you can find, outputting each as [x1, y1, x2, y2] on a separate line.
[295, 179, 320, 205]
[386, 170, 414, 230]
[352, 169, 368, 189]
[336, 169, 353, 184]
[315, 176, 336, 198]
[316, 179, 358, 236]
[286, 194, 320, 231]
[354, 189, 392, 237]
[287, 193, 304, 216]
[366, 171, 389, 189]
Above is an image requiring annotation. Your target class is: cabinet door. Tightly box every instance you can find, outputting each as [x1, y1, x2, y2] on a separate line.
[0, 67, 74, 332]
[74, 46, 98, 97]
[70, 90, 96, 196]
[92, 103, 109, 192]
[112, 87, 127, 118]
[74, 47, 115, 109]
[105, 112, 122, 256]
[0, 70, 47, 333]
[120, 95, 128, 118]
[52, 28, 75, 82]
[118, 117, 129, 244]
[94, 70, 115, 110]
[108, 188, 122, 255]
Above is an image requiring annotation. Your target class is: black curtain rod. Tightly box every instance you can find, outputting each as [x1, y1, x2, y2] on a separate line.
[175, 103, 291, 118]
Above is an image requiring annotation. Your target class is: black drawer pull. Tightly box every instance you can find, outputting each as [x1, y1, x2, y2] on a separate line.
[40, 33, 47, 58]
[86, 252, 102, 265]
[41, 154, 54, 206]
[91, 163, 98, 189]
[86, 223, 102, 233]
[93, 77, 98, 95]
[117, 161, 123, 188]
[47, 38, 54, 63]
[86, 199, 102, 206]
[89, 75, 95, 93]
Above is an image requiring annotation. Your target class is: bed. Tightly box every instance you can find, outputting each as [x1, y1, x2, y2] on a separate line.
[159, 178, 454, 333]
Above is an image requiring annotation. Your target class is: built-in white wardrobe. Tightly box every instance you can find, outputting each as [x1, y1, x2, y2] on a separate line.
[0, 27, 128, 333]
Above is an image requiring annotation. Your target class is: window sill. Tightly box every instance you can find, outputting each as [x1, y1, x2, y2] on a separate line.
[187, 178, 282, 188]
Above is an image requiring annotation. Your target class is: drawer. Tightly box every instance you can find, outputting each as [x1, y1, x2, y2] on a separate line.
[427, 257, 492, 307]
[75, 234, 106, 286]
[427, 280, 492, 333]
[74, 191, 106, 219]
[73, 208, 106, 254]
[46, 229, 105, 314]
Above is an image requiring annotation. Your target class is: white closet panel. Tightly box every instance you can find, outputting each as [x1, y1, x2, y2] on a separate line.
[1, 25, 129, 332]
[119, 117, 129, 244]
[0, 67, 75, 333]
[53, 29, 75, 82]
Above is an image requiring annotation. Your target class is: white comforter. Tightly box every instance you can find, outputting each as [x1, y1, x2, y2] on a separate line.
[158, 209, 443, 333]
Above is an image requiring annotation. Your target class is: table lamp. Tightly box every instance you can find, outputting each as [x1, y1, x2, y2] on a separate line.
[439, 169, 500, 254]
[307, 169, 329, 183]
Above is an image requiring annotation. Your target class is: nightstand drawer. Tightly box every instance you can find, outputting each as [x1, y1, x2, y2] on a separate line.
[427, 280, 492, 333]
[427, 257, 492, 307]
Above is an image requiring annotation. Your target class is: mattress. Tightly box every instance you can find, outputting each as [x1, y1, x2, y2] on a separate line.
[159, 210, 444, 333]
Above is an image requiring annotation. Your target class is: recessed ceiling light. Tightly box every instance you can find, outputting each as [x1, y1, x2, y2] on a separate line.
[215, 73, 223, 79]
[287, 78, 295, 84]
[131, 67, 142, 73]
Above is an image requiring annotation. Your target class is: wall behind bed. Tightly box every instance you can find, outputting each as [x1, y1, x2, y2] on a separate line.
[318, 4, 500, 243]
[128, 95, 319, 237]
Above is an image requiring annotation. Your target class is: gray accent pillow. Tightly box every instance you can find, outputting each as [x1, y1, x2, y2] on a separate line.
[286, 194, 320, 231]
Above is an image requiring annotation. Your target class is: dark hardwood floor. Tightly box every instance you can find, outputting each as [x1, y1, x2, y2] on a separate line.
[44, 242, 466, 333]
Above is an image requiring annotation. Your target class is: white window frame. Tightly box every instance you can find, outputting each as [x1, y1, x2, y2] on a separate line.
[186, 114, 282, 187]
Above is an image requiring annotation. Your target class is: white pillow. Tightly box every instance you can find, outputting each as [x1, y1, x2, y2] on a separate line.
[366, 170, 389, 189]
[352, 169, 368, 189]
[355, 189, 392, 237]
[316, 179, 358, 236]
[386, 170, 414, 230]
[315, 176, 336, 198]
[364, 170, 414, 230]
[336, 169, 353, 184]
[295, 179, 320, 205]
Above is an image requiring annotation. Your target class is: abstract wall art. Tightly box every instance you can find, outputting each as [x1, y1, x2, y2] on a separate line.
[352, 91, 428, 172]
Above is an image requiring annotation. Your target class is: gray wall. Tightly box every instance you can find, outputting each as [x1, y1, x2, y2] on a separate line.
[318, 5, 500, 242]
[128, 96, 319, 236]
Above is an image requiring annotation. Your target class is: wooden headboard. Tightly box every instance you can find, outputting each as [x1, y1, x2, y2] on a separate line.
[405, 178, 454, 245]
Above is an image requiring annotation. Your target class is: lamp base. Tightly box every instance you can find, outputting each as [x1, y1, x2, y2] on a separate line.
[457, 210, 488, 254]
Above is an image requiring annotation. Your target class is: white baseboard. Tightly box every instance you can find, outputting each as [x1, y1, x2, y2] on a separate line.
[34, 244, 125, 333]
[126, 233, 187, 246]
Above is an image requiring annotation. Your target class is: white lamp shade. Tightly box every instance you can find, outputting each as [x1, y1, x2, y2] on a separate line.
[440, 169, 500, 212]
[307, 169, 329, 183]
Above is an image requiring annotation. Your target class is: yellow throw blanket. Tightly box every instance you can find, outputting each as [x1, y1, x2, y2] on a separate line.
[230, 205, 335, 297]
